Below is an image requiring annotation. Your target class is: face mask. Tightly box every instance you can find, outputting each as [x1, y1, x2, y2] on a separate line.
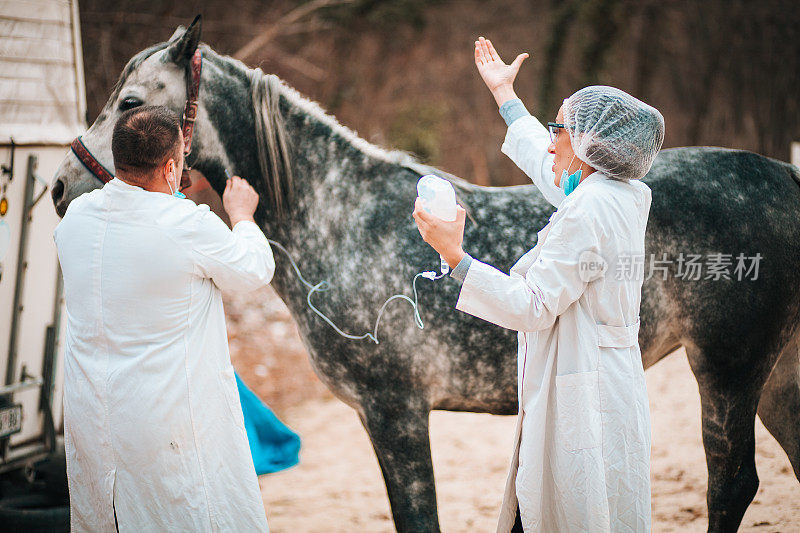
[559, 154, 582, 196]
[165, 163, 186, 199]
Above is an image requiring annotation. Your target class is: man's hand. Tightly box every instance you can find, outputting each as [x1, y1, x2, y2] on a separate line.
[412, 198, 467, 269]
[474, 36, 529, 108]
[223, 175, 260, 227]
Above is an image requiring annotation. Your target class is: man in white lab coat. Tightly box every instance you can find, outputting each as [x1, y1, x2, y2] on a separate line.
[414, 38, 665, 532]
[55, 105, 273, 532]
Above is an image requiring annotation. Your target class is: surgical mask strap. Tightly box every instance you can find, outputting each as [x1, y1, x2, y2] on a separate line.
[565, 154, 577, 176]
[165, 163, 186, 198]
[560, 154, 582, 196]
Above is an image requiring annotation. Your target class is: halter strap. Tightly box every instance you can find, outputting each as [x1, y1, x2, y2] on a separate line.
[180, 48, 203, 189]
[70, 49, 204, 191]
[70, 136, 114, 184]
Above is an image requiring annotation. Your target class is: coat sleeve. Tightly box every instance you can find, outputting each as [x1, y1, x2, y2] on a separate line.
[501, 115, 566, 208]
[456, 208, 600, 332]
[191, 210, 275, 293]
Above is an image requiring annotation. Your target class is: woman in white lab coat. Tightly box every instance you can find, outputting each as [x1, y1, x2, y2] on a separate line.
[413, 38, 664, 532]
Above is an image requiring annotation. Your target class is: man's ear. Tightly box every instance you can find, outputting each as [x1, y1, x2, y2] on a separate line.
[167, 15, 202, 64]
[161, 158, 175, 185]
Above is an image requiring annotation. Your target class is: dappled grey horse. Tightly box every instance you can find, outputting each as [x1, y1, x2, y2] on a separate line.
[52, 19, 800, 532]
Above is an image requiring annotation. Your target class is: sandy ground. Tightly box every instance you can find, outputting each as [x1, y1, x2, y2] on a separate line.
[225, 287, 800, 532]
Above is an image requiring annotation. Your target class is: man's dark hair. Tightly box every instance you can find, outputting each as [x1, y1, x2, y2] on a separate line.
[112, 105, 182, 178]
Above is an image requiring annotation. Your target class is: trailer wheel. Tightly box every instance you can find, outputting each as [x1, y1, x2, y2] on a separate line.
[0, 492, 69, 532]
[34, 445, 68, 499]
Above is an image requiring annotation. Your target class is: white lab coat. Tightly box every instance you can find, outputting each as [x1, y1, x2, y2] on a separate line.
[54, 178, 274, 532]
[457, 115, 652, 532]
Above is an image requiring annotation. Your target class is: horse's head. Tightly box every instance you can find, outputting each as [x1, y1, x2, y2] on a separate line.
[52, 16, 253, 217]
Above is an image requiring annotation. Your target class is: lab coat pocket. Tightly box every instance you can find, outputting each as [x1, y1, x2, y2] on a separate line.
[555, 370, 602, 451]
[596, 321, 640, 348]
[219, 366, 246, 430]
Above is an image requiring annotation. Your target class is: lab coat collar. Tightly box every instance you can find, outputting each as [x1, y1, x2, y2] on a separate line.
[578, 171, 609, 188]
[106, 177, 170, 198]
[106, 177, 145, 192]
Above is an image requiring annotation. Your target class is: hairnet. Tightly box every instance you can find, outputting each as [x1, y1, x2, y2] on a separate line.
[563, 86, 665, 181]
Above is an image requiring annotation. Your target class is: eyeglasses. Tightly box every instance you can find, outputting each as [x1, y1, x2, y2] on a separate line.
[547, 122, 566, 144]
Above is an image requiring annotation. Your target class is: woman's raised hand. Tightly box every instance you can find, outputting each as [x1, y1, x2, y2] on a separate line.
[474, 36, 529, 107]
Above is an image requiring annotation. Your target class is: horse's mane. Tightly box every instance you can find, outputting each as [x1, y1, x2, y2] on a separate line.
[246, 69, 294, 217]
[203, 46, 475, 217]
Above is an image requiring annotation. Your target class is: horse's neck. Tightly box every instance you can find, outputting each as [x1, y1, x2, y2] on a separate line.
[264, 94, 396, 300]
[273, 93, 396, 243]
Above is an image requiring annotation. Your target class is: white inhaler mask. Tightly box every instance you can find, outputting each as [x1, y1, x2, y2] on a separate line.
[416, 175, 457, 274]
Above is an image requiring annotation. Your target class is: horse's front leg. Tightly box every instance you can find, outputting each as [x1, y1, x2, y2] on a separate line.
[358, 396, 439, 532]
[687, 346, 769, 532]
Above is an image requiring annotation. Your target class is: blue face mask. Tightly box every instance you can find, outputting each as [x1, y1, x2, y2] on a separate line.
[559, 155, 582, 196]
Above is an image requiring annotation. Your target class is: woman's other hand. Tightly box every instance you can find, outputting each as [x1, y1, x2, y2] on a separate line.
[474, 36, 529, 108]
[413, 198, 467, 269]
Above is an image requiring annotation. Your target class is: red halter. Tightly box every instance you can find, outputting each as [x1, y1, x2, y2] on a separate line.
[70, 48, 203, 191]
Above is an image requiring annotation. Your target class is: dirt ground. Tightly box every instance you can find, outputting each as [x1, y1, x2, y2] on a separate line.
[226, 287, 800, 532]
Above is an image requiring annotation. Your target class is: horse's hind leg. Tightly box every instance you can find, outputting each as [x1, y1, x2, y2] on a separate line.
[757, 340, 800, 479]
[687, 346, 765, 532]
[359, 400, 439, 532]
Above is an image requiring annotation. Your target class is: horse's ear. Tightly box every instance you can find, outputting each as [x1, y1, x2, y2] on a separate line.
[167, 15, 202, 63]
[168, 26, 186, 43]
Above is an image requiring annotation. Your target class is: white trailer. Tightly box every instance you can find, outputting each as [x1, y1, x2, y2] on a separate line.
[0, 1, 85, 526]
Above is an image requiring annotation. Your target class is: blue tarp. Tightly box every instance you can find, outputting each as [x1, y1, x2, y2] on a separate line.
[235, 372, 301, 475]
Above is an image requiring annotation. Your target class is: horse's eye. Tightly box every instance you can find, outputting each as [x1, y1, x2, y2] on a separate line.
[119, 97, 142, 111]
